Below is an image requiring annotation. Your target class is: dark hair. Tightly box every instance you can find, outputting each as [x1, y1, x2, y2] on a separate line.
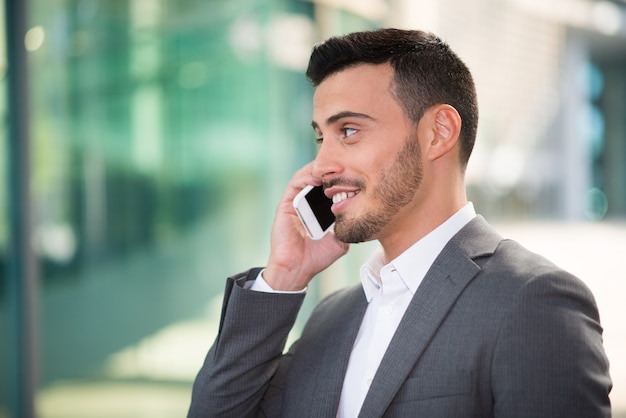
[306, 28, 478, 167]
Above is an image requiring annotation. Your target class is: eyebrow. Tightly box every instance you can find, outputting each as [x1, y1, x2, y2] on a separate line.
[311, 111, 376, 131]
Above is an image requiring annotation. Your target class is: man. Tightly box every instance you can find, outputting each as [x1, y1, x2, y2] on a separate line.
[188, 28, 612, 417]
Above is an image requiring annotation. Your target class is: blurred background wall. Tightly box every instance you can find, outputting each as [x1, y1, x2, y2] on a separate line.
[0, 0, 624, 417]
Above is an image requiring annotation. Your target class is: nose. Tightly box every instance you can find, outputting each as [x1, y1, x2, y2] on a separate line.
[311, 140, 343, 181]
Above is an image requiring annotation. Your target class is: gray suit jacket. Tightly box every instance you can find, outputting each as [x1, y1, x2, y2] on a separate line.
[189, 216, 612, 417]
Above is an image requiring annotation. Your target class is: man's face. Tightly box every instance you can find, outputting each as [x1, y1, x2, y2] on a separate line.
[311, 63, 424, 243]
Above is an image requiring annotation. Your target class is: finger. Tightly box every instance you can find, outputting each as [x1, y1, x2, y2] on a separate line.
[282, 162, 322, 201]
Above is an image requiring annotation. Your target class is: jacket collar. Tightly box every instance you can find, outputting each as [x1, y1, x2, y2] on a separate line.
[358, 216, 502, 417]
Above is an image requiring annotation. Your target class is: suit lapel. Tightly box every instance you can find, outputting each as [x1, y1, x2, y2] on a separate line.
[285, 284, 368, 417]
[358, 216, 501, 417]
[312, 286, 368, 416]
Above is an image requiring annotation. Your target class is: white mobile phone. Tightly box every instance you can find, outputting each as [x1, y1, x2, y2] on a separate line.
[292, 185, 336, 240]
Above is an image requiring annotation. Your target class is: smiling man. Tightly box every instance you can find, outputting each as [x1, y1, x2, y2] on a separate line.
[188, 29, 612, 417]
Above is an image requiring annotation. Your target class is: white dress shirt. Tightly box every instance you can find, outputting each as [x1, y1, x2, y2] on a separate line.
[249, 203, 476, 417]
[337, 203, 476, 417]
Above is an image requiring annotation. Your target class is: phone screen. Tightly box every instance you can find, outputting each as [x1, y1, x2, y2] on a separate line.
[305, 186, 335, 230]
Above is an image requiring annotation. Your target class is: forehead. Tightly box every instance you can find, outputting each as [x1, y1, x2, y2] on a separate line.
[312, 63, 402, 125]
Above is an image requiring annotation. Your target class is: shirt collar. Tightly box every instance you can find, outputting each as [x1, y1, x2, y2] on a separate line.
[359, 203, 476, 302]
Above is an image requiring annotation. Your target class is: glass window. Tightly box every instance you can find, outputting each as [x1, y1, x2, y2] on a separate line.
[1, 1, 345, 416]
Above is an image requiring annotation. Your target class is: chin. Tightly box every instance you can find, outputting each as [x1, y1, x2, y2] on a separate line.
[334, 218, 379, 244]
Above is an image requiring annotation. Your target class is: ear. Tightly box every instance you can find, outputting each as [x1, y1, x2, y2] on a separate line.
[424, 104, 462, 162]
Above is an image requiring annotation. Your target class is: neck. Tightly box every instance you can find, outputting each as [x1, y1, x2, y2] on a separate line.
[378, 180, 467, 263]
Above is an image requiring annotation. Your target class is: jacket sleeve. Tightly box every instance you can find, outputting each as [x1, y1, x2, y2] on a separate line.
[188, 268, 306, 418]
[491, 268, 612, 417]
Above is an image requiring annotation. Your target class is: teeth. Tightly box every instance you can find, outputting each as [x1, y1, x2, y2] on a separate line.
[332, 191, 356, 204]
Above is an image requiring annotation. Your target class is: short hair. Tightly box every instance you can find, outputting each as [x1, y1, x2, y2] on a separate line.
[306, 28, 478, 167]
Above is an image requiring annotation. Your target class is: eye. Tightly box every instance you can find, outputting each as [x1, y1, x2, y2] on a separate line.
[314, 136, 324, 145]
[341, 127, 358, 138]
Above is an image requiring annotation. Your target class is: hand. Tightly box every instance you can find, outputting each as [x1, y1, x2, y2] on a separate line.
[263, 163, 349, 291]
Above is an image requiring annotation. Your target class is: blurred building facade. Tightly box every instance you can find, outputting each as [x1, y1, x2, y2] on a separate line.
[0, 0, 624, 417]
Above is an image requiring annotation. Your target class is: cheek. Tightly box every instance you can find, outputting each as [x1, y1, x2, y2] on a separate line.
[348, 128, 410, 180]
[366, 146, 402, 178]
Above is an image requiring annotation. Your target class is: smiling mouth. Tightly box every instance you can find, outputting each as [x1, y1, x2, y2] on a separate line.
[332, 191, 357, 204]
